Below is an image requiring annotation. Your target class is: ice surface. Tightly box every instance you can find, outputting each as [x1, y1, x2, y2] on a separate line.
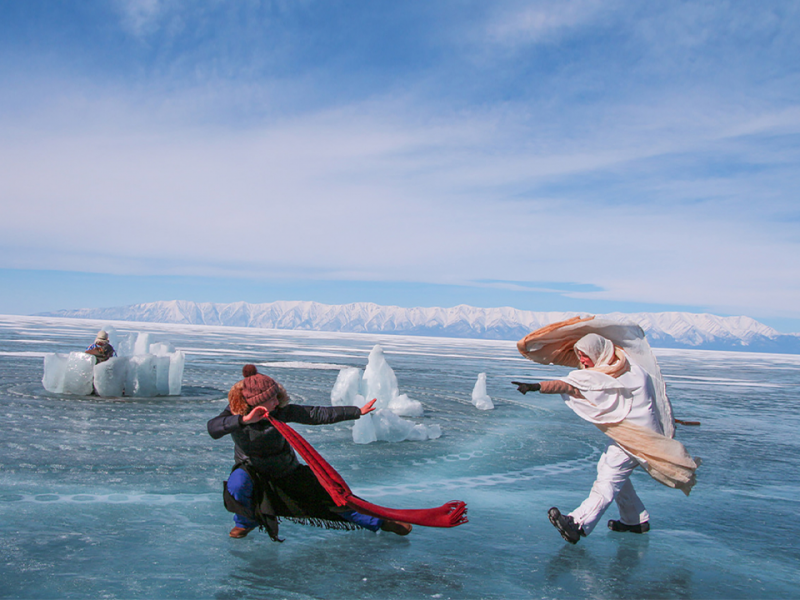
[471, 372, 494, 410]
[331, 345, 438, 443]
[41, 328, 184, 397]
[5, 315, 800, 600]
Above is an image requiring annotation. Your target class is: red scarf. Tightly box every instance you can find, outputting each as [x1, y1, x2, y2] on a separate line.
[268, 416, 468, 528]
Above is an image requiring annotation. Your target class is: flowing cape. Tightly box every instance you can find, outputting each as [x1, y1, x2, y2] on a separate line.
[597, 421, 700, 496]
[517, 315, 674, 438]
[267, 416, 468, 528]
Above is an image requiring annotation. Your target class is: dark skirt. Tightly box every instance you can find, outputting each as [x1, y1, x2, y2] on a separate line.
[223, 463, 360, 541]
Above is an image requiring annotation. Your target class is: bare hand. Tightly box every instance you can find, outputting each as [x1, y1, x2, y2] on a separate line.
[243, 405, 269, 424]
[360, 398, 377, 415]
[512, 381, 541, 394]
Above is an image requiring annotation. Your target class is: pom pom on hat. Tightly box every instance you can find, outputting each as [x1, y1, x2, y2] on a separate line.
[243, 364, 258, 378]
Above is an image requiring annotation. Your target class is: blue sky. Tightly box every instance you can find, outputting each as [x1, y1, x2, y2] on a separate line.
[1, 1, 799, 332]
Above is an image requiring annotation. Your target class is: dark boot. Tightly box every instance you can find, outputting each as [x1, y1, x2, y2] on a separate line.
[380, 520, 412, 536]
[229, 526, 255, 538]
[608, 519, 650, 534]
[548, 507, 583, 544]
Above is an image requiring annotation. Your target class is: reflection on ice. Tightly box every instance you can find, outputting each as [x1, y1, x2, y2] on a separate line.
[331, 344, 441, 443]
[41, 325, 184, 397]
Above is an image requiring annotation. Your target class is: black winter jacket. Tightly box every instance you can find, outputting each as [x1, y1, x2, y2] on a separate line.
[207, 404, 362, 478]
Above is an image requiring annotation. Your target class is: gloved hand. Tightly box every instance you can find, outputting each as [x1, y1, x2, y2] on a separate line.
[511, 381, 541, 394]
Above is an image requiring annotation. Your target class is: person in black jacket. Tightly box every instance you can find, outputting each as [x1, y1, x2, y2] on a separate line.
[208, 364, 412, 540]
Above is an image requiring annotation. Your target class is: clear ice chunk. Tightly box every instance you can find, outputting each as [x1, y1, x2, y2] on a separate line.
[93, 356, 127, 397]
[471, 372, 494, 410]
[42, 329, 184, 397]
[331, 344, 439, 443]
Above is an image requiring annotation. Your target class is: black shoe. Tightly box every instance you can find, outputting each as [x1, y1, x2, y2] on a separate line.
[548, 507, 582, 544]
[607, 519, 650, 534]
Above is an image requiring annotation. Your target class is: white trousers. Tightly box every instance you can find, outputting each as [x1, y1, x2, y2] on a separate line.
[569, 444, 650, 535]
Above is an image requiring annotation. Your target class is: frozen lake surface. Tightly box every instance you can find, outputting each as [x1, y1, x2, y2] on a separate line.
[1, 315, 799, 599]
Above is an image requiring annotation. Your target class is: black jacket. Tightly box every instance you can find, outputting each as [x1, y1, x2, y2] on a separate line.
[207, 404, 362, 478]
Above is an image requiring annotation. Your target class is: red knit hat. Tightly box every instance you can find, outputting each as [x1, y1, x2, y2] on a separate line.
[242, 373, 280, 407]
[228, 365, 289, 415]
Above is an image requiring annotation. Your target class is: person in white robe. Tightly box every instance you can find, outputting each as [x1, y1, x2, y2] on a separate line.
[513, 330, 699, 545]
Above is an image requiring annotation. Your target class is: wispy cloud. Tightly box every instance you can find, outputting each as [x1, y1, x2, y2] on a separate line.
[0, 1, 798, 324]
[485, 0, 615, 45]
[114, 0, 166, 38]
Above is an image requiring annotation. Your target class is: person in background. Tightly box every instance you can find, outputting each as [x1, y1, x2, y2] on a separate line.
[85, 330, 115, 363]
[208, 364, 412, 540]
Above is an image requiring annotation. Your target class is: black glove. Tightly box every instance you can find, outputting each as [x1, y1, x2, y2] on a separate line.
[511, 381, 541, 394]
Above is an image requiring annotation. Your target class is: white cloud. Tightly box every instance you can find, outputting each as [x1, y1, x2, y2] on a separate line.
[2, 87, 798, 319]
[1, 1, 798, 320]
[485, 0, 615, 45]
[115, 0, 166, 38]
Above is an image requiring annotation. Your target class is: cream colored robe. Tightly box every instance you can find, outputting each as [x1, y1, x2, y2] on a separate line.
[519, 316, 700, 495]
[561, 360, 699, 495]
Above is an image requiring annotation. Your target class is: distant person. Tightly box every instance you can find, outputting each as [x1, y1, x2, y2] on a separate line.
[207, 365, 412, 540]
[513, 333, 699, 544]
[85, 330, 115, 363]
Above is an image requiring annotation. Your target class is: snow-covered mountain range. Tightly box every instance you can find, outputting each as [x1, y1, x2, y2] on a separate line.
[39, 300, 800, 353]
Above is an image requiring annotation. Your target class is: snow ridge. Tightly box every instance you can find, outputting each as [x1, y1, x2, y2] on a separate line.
[39, 300, 800, 353]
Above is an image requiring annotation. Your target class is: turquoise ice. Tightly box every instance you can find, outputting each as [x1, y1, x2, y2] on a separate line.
[1, 315, 798, 599]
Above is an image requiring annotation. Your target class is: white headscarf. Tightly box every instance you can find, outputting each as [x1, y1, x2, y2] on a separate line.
[574, 333, 615, 368]
[562, 333, 634, 424]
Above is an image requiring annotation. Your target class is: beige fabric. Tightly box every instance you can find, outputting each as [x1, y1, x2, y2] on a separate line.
[588, 346, 629, 378]
[561, 360, 636, 424]
[517, 315, 674, 438]
[574, 333, 631, 377]
[517, 315, 590, 369]
[596, 420, 700, 496]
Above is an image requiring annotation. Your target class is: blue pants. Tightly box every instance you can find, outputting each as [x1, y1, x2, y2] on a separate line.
[227, 468, 383, 531]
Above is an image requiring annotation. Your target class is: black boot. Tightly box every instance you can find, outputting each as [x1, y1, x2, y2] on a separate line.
[548, 507, 583, 544]
[607, 519, 650, 534]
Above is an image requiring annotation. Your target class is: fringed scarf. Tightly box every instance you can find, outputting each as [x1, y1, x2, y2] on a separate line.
[267, 416, 468, 528]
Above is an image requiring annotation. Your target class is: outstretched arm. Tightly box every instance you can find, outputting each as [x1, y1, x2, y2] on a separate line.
[512, 380, 585, 398]
[275, 404, 363, 425]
